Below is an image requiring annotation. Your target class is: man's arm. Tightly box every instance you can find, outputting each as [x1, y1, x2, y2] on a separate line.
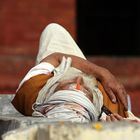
[41, 52, 128, 110]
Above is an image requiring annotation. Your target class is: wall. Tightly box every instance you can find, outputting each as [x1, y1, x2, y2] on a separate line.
[0, 0, 76, 93]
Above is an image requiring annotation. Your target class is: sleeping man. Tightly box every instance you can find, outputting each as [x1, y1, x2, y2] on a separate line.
[12, 23, 140, 122]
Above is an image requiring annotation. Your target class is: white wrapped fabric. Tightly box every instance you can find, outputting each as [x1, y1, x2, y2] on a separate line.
[32, 57, 103, 122]
[33, 90, 101, 122]
[36, 23, 86, 64]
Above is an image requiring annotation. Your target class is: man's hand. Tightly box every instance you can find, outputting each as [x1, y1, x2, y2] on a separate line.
[42, 53, 128, 110]
[106, 113, 124, 122]
[98, 68, 128, 110]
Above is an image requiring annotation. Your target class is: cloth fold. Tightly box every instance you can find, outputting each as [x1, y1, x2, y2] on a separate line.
[32, 90, 100, 122]
[32, 57, 103, 122]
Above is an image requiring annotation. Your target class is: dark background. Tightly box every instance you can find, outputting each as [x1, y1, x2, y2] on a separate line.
[77, 0, 140, 56]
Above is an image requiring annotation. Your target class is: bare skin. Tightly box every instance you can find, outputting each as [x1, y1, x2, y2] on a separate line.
[106, 113, 124, 122]
[41, 52, 128, 111]
[54, 76, 93, 102]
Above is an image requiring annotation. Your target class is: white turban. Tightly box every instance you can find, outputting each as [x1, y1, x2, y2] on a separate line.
[32, 57, 103, 122]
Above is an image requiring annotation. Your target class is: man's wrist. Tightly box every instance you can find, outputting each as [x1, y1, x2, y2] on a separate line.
[94, 66, 108, 81]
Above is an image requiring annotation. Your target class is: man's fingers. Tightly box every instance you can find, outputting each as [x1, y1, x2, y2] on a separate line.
[116, 87, 128, 110]
[106, 114, 119, 122]
[103, 79, 128, 110]
[113, 113, 124, 121]
[106, 114, 124, 122]
[106, 116, 111, 122]
[106, 87, 128, 111]
[105, 88, 117, 103]
[110, 114, 118, 121]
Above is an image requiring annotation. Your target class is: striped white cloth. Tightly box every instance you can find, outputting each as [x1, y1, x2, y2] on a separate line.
[32, 90, 101, 122]
[32, 57, 103, 122]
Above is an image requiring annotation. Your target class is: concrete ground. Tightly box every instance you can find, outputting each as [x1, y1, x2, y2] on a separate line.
[0, 94, 140, 140]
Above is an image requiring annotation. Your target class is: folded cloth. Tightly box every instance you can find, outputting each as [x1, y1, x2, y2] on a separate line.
[36, 23, 86, 64]
[125, 111, 140, 122]
[32, 57, 103, 122]
[32, 90, 102, 122]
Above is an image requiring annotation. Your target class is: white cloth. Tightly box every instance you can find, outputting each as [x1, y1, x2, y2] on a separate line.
[16, 62, 54, 92]
[32, 57, 103, 122]
[36, 23, 86, 64]
[126, 111, 140, 122]
[34, 56, 73, 103]
[17, 23, 86, 92]
[32, 90, 101, 122]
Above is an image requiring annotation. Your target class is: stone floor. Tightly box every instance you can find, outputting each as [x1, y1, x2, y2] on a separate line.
[0, 94, 140, 140]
